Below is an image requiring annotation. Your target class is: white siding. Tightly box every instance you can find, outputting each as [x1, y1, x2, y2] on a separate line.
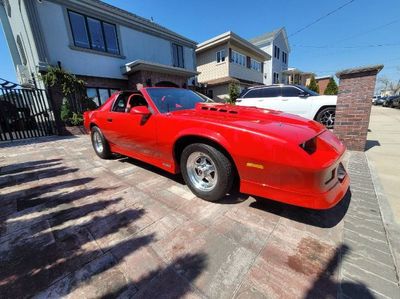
[35, 1, 195, 79]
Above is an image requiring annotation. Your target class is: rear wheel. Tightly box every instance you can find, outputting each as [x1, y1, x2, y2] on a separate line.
[91, 126, 112, 159]
[180, 143, 233, 202]
[315, 107, 336, 129]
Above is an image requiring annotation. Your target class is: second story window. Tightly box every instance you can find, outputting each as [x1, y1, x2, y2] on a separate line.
[251, 59, 261, 72]
[172, 43, 184, 68]
[274, 45, 280, 59]
[282, 52, 287, 64]
[68, 10, 120, 55]
[231, 50, 246, 67]
[216, 50, 225, 63]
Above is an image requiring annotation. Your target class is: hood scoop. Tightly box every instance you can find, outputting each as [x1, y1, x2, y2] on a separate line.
[196, 103, 239, 114]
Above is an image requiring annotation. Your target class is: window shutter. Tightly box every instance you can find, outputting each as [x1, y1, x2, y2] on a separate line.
[247, 56, 251, 68]
[229, 48, 232, 62]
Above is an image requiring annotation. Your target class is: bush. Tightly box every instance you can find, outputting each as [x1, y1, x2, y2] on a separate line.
[307, 75, 320, 93]
[324, 78, 338, 95]
[70, 112, 84, 126]
[60, 98, 72, 122]
[228, 82, 240, 104]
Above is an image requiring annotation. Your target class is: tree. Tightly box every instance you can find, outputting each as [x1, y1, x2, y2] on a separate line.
[307, 75, 319, 93]
[324, 78, 338, 95]
[227, 82, 240, 104]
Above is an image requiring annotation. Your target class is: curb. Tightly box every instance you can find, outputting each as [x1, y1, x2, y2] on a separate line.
[367, 155, 400, 284]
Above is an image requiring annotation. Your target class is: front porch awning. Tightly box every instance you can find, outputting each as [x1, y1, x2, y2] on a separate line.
[121, 60, 199, 77]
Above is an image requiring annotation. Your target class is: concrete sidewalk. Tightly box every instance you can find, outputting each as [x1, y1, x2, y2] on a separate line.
[366, 106, 400, 223]
[0, 136, 398, 298]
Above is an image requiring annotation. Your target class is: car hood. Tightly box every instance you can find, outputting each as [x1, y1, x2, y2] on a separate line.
[171, 103, 326, 144]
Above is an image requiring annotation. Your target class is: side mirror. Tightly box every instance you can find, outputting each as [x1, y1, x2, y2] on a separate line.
[130, 106, 151, 115]
[299, 92, 309, 98]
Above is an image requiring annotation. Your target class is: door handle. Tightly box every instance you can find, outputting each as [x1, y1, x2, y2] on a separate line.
[107, 118, 113, 122]
[281, 99, 288, 101]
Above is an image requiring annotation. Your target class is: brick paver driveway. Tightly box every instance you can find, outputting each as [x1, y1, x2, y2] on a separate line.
[0, 136, 399, 298]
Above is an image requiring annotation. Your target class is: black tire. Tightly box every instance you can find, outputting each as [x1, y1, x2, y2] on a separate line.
[315, 106, 336, 129]
[91, 126, 112, 159]
[180, 143, 234, 202]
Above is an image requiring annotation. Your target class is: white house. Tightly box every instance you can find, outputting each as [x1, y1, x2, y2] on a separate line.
[249, 27, 290, 85]
[0, 0, 197, 107]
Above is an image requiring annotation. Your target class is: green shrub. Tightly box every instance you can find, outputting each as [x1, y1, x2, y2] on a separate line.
[60, 98, 72, 122]
[307, 75, 320, 93]
[324, 78, 338, 95]
[228, 82, 240, 104]
[70, 112, 84, 126]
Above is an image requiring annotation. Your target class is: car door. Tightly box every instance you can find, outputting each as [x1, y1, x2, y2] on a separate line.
[280, 86, 312, 117]
[253, 86, 282, 111]
[103, 93, 158, 157]
[238, 87, 282, 110]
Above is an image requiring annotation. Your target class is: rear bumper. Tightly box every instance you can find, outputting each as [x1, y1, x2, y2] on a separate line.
[240, 167, 350, 210]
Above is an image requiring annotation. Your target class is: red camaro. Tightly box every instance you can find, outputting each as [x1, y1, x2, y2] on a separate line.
[84, 88, 349, 209]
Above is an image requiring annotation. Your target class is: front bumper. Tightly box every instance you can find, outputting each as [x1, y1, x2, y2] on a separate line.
[240, 164, 350, 210]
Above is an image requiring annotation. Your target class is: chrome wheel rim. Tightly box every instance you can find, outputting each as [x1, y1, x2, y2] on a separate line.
[320, 109, 335, 129]
[186, 152, 218, 192]
[93, 131, 103, 153]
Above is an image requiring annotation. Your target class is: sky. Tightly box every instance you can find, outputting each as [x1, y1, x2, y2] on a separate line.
[1, 0, 400, 86]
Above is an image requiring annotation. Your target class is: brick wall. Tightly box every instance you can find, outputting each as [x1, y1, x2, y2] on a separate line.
[316, 78, 330, 94]
[76, 75, 128, 90]
[333, 65, 383, 151]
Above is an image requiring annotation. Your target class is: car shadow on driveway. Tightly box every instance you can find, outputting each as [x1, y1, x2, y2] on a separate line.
[249, 188, 352, 228]
[114, 155, 351, 228]
[0, 157, 208, 298]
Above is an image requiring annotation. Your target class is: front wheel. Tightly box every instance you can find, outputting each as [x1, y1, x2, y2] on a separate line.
[91, 126, 112, 159]
[180, 143, 234, 202]
[315, 107, 336, 129]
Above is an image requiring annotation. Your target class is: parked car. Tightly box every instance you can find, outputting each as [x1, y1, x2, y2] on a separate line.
[374, 96, 386, 106]
[372, 96, 380, 105]
[392, 96, 400, 108]
[383, 96, 398, 108]
[236, 84, 337, 128]
[84, 88, 349, 209]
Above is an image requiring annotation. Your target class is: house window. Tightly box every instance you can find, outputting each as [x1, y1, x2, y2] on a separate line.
[68, 10, 120, 55]
[172, 43, 184, 68]
[216, 50, 225, 63]
[16, 35, 27, 65]
[282, 52, 287, 64]
[274, 46, 280, 59]
[231, 50, 246, 67]
[251, 59, 261, 72]
[273, 72, 280, 84]
[86, 87, 119, 107]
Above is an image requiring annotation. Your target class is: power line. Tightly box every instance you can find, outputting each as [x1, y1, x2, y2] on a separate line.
[288, 0, 356, 38]
[293, 18, 400, 48]
[292, 42, 400, 49]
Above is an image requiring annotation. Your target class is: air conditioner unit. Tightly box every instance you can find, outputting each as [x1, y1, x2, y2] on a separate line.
[16, 64, 34, 88]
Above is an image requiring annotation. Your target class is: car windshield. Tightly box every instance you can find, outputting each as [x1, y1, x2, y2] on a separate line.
[298, 86, 320, 96]
[146, 88, 209, 113]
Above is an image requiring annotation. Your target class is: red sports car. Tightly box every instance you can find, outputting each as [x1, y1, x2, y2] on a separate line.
[84, 88, 349, 209]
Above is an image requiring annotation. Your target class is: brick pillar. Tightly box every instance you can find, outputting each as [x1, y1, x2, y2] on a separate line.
[333, 65, 383, 151]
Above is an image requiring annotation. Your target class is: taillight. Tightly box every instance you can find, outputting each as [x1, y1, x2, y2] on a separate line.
[300, 137, 317, 155]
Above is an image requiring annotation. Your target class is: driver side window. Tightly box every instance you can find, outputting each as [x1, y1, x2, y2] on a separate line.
[112, 96, 127, 113]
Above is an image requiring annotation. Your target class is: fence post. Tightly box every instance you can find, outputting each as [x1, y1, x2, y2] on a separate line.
[333, 65, 383, 151]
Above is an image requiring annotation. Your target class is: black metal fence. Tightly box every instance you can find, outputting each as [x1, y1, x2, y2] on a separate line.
[0, 87, 56, 141]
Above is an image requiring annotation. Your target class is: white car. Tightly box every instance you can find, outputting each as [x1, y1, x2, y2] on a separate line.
[236, 84, 337, 128]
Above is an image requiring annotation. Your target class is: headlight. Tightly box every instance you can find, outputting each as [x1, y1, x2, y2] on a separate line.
[300, 137, 317, 155]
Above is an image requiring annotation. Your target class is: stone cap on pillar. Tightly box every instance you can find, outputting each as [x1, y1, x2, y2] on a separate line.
[336, 64, 384, 79]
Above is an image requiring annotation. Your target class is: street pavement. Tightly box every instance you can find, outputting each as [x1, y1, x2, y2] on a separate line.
[0, 136, 398, 298]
